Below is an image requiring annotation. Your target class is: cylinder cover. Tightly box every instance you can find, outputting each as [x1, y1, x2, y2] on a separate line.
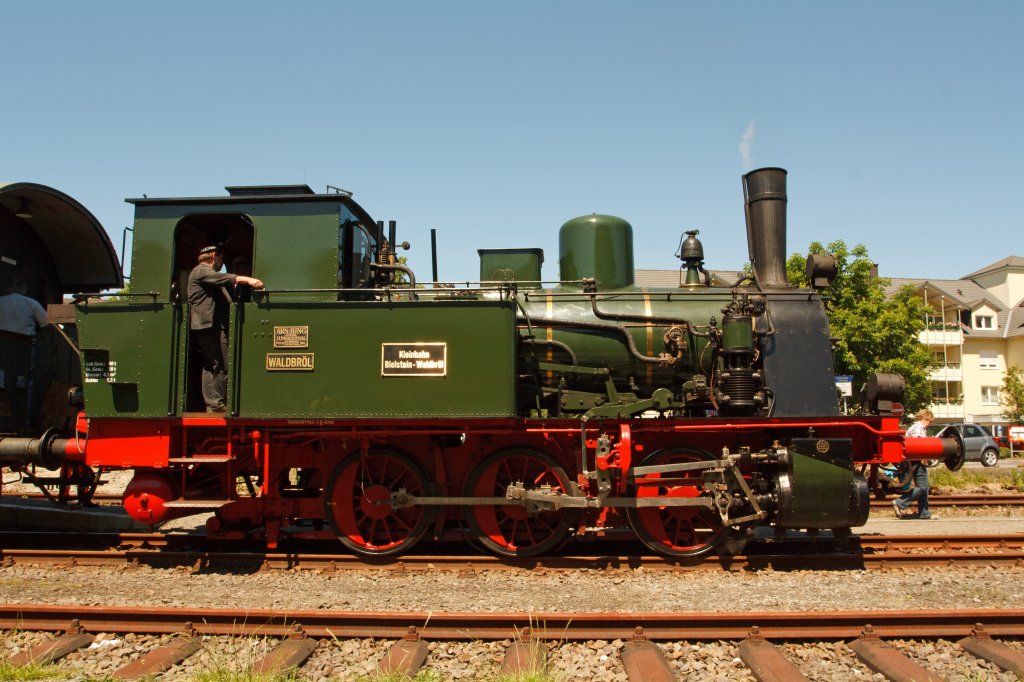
[776, 438, 869, 529]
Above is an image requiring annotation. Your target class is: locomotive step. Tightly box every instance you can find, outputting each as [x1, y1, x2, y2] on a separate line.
[180, 414, 229, 425]
[16, 477, 84, 486]
[167, 456, 234, 464]
[162, 500, 231, 509]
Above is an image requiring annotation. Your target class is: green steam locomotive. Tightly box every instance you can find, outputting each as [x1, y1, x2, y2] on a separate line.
[0, 169, 960, 558]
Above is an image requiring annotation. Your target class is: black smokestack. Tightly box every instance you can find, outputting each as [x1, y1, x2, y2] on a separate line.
[743, 167, 789, 288]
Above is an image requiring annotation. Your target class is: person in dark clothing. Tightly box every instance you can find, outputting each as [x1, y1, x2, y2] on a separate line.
[187, 245, 264, 412]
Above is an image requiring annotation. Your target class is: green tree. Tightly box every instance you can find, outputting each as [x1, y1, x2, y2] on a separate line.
[391, 255, 411, 284]
[786, 240, 934, 412]
[1000, 366, 1024, 424]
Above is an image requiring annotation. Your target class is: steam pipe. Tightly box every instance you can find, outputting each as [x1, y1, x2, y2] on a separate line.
[520, 338, 578, 365]
[590, 296, 697, 329]
[371, 262, 417, 288]
[521, 315, 665, 364]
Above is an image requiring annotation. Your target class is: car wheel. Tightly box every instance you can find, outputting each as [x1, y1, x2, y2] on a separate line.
[981, 449, 999, 468]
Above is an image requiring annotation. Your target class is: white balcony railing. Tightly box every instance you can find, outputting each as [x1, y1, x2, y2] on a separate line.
[929, 400, 966, 420]
[927, 364, 963, 382]
[919, 328, 963, 346]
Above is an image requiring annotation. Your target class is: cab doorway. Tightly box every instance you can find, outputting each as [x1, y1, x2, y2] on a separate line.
[172, 214, 255, 415]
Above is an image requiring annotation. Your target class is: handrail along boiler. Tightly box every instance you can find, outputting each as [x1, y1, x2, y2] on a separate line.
[0, 169, 963, 557]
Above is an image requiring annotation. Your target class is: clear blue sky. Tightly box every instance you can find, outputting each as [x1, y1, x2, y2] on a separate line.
[3, 2, 1021, 283]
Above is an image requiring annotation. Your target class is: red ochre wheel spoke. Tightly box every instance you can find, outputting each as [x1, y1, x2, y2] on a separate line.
[466, 449, 578, 558]
[326, 450, 433, 557]
[627, 449, 728, 558]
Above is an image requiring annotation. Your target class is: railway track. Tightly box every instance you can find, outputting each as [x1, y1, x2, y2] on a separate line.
[870, 493, 1024, 508]
[2, 532, 1023, 572]
[2, 604, 1023, 680]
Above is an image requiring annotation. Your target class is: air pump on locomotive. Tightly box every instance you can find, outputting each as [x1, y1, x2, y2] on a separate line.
[0, 168, 963, 557]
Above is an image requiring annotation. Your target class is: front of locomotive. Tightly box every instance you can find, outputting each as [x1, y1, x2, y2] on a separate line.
[502, 167, 949, 557]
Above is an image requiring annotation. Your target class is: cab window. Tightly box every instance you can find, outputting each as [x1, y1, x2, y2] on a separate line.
[338, 216, 376, 289]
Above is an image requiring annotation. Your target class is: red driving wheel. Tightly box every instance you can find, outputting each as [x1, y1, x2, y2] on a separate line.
[325, 448, 434, 557]
[464, 447, 579, 558]
[627, 448, 728, 557]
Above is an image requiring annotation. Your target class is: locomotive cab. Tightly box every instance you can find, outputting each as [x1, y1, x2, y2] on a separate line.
[75, 184, 387, 420]
[171, 211, 256, 413]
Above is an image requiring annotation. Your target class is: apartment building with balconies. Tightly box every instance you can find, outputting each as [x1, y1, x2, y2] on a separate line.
[886, 256, 1024, 431]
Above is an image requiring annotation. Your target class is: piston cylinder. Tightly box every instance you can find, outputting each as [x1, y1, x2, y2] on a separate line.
[775, 438, 869, 528]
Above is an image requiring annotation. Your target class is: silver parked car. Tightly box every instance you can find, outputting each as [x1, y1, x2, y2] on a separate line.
[934, 423, 1001, 467]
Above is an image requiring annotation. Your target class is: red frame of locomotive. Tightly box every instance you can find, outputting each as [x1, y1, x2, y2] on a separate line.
[56, 409, 936, 550]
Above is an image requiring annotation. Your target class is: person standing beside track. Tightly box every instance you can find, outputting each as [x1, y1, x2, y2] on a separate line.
[187, 245, 264, 413]
[893, 408, 938, 520]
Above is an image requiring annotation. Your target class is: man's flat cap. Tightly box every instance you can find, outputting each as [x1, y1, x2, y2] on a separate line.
[199, 245, 223, 255]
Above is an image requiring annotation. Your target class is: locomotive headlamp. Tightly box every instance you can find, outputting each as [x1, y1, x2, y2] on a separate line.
[863, 372, 905, 417]
[15, 198, 32, 220]
[805, 253, 838, 289]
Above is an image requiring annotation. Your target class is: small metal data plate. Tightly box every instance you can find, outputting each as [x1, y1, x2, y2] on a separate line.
[266, 353, 315, 371]
[381, 342, 447, 377]
[273, 326, 309, 349]
[84, 359, 117, 383]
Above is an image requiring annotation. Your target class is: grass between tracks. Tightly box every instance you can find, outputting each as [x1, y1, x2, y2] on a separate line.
[360, 667, 559, 682]
[930, 465, 1024, 493]
[189, 635, 299, 682]
[0, 660, 63, 680]
[358, 619, 563, 682]
[354, 611, 563, 682]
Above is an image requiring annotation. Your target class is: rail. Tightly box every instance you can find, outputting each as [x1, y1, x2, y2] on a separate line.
[2, 604, 1024, 640]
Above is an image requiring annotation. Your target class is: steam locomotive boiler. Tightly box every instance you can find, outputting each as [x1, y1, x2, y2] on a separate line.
[0, 168, 963, 558]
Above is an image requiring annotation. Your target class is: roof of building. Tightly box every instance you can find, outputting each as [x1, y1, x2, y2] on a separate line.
[1006, 300, 1024, 339]
[961, 256, 1024, 280]
[883, 276, 1024, 338]
[884, 278, 1003, 311]
[635, 269, 745, 288]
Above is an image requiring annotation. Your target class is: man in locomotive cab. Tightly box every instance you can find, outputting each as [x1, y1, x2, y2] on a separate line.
[229, 256, 253, 303]
[187, 245, 264, 412]
[0, 277, 48, 336]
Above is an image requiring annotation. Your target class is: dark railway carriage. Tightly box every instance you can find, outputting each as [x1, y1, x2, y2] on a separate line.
[0, 183, 121, 488]
[0, 170, 964, 558]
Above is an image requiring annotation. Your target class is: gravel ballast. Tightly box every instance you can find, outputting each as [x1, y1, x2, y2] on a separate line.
[3, 469, 1024, 680]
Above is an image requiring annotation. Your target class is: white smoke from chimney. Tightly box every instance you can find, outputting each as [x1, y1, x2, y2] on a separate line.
[739, 122, 755, 170]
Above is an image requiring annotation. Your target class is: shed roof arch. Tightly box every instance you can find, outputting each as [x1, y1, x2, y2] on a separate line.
[0, 182, 122, 292]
